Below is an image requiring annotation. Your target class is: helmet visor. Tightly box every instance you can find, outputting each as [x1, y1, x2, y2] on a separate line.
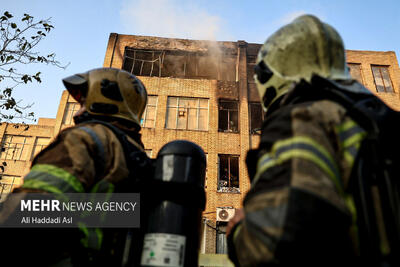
[254, 61, 273, 84]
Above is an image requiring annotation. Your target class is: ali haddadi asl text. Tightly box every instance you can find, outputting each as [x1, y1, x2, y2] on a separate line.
[21, 216, 73, 224]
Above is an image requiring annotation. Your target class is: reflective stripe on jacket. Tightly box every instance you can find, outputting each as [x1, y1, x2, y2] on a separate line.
[230, 98, 366, 266]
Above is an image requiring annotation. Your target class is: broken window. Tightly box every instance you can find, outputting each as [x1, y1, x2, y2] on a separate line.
[219, 56, 236, 81]
[165, 97, 209, 131]
[62, 102, 81, 125]
[218, 100, 239, 133]
[122, 48, 236, 81]
[0, 135, 33, 161]
[218, 154, 239, 193]
[122, 48, 163, 77]
[247, 63, 256, 83]
[348, 63, 364, 84]
[249, 102, 264, 134]
[162, 51, 187, 78]
[141, 95, 158, 128]
[186, 54, 217, 79]
[247, 55, 257, 84]
[371, 65, 394, 93]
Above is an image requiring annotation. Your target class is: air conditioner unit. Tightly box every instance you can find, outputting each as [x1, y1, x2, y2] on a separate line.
[216, 207, 235, 222]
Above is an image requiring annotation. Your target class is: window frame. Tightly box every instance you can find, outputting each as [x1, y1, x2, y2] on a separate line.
[141, 95, 158, 128]
[0, 135, 32, 161]
[217, 154, 240, 193]
[218, 100, 239, 133]
[0, 175, 20, 202]
[31, 136, 51, 160]
[122, 48, 237, 81]
[249, 102, 264, 134]
[62, 102, 81, 125]
[347, 63, 364, 85]
[122, 48, 164, 77]
[165, 96, 209, 131]
[371, 65, 394, 93]
[0, 175, 19, 194]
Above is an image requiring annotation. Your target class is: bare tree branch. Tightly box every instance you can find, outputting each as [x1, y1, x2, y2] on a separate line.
[0, 11, 68, 123]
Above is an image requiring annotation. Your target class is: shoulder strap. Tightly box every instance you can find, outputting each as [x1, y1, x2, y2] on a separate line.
[286, 76, 380, 137]
[79, 120, 153, 190]
[78, 126, 107, 179]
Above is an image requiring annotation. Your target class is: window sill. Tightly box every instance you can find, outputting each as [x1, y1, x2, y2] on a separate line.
[0, 159, 29, 162]
[376, 91, 396, 94]
[218, 130, 240, 134]
[217, 187, 241, 194]
[165, 128, 209, 132]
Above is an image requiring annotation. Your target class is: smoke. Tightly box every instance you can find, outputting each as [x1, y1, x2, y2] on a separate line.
[120, 0, 223, 41]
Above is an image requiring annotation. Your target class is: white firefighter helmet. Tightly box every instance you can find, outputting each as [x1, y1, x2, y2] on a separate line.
[254, 14, 351, 110]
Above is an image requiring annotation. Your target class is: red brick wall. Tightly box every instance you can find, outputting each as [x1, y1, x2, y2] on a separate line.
[347, 50, 400, 110]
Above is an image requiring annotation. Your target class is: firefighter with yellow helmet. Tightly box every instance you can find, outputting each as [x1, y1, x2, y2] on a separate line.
[227, 15, 372, 266]
[1, 68, 148, 266]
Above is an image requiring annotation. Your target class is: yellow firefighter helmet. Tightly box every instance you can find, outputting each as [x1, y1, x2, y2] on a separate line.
[62, 68, 148, 127]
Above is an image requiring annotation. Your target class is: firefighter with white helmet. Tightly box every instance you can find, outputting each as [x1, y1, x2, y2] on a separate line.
[227, 15, 371, 266]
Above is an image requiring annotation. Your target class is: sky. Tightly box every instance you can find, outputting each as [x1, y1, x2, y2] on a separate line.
[2, 0, 400, 122]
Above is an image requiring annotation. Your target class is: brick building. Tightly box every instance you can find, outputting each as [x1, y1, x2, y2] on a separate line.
[1, 34, 400, 256]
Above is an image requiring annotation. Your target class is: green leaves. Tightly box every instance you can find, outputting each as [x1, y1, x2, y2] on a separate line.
[3, 98, 16, 110]
[5, 55, 14, 63]
[4, 11, 13, 19]
[0, 11, 66, 123]
[21, 13, 33, 22]
[33, 72, 41, 83]
[1, 11, 13, 22]
[3, 88, 12, 97]
[42, 23, 53, 32]
[21, 74, 32, 84]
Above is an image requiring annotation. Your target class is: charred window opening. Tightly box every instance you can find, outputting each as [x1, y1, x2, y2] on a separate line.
[122, 48, 236, 81]
[165, 97, 209, 131]
[247, 55, 257, 84]
[348, 63, 364, 85]
[122, 49, 163, 77]
[218, 56, 236, 81]
[218, 154, 239, 193]
[247, 63, 256, 83]
[249, 102, 264, 134]
[218, 100, 239, 133]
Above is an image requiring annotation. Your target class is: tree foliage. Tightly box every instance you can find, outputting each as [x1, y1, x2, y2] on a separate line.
[0, 11, 66, 122]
